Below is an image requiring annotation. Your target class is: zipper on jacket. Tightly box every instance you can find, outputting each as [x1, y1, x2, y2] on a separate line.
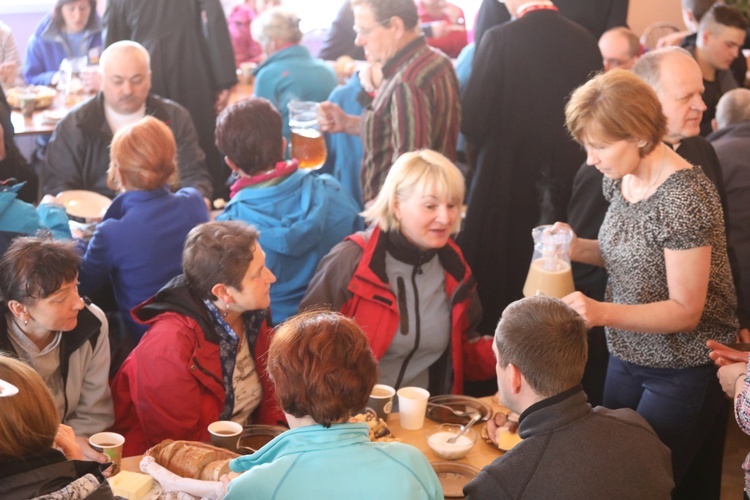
[394, 265, 422, 390]
[192, 356, 223, 387]
[397, 277, 408, 335]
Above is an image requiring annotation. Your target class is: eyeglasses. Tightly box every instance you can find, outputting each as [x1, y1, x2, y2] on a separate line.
[353, 18, 391, 38]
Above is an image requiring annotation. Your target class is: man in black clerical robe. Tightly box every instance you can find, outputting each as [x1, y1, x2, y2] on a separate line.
[460, 0, 602, 334]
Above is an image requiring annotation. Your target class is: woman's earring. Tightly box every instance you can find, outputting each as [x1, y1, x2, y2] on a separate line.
[24, 319, 28, 326]
[223, 304, 230, 318]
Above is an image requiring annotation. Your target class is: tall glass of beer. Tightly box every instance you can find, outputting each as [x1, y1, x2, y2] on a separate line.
[288, 100, 327, 169]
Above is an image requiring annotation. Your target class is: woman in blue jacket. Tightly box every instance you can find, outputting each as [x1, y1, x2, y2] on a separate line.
[78, 116, 209, 343]
[215, 98, 362, 325]
[24, 0, 103, 87]
[225, 310, 442, 500]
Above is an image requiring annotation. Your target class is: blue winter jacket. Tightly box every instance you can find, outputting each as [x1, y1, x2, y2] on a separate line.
[323, 74, 365, 208]
[78, 187, 209, 340]
[217, 169, 363, 324]
[226, 423, 443, 500]
[0, 182, 71, 255]
[253, 44, 337, 140]
[24, 13, 103, 86]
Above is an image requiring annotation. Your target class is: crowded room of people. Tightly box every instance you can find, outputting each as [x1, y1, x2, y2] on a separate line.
[2, 0, 750, 498]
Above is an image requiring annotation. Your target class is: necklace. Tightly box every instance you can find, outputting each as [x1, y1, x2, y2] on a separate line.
[627, 146, 667, 202]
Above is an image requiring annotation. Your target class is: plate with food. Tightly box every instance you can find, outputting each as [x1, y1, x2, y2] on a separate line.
[6, 85, 57, 110]
[57, 190, 111, 220]
[426, 395, 493, 425]
[431, 461, 480, 498]
[40, 108, 67, 125]
[480, 412, 522, 452]
[349, 409, 398, 442]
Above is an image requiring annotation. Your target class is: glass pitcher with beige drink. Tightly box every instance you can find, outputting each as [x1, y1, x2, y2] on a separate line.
[288, 100, 327, 169]
[522, 225, 575, 298]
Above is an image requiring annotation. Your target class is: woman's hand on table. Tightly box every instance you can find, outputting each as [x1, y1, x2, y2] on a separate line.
[707, 339, 750, 366]
[55, 424, 84, 460]
[562, 292, 604, 328]
[717, 361, 746, 399]
[75, 434, 112, 475]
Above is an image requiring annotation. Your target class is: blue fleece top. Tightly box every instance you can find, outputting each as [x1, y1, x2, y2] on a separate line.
[0, 183, 71, 254]
[24, 13, 103, 86]
[226, 423, 443, 500]
[78, 187, 209, 339]
[253, 44, 337, 140]
[322, 74, 365, 208]
[217, 169, 363, 324]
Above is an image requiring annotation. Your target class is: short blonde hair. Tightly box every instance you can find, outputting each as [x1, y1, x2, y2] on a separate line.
[565, 70, 666, 156]
[109, 116, 177, 191]
[363, 150, 465, 233]
[0, 355, 59, 459]
[252, 7, 303, 45]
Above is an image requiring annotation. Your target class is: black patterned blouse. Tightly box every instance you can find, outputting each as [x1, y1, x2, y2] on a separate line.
[600, 167, 738, 369]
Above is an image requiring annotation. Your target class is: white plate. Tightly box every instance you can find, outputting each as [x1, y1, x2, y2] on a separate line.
[57, 190, 111, 219]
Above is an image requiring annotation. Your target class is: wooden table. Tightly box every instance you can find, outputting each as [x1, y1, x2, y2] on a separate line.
[10, 92, 92, 137]
[120, 396, 506, 475]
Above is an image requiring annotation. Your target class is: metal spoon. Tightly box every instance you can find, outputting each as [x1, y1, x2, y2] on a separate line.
[427, 402, 479, 420]
[447, 411, 481, 444]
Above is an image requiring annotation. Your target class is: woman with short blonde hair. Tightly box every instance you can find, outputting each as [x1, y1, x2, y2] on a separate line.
[301, 150, 495, 396]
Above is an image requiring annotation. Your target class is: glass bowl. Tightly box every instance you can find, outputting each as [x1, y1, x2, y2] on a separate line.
[425, 423, 477, 460]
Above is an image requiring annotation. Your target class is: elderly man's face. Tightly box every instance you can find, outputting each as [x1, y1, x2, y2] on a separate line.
[599, 32, 637, 72]
[701, 25, 746, 71]
[101, 50, 151, 115]
[657, 56, 707, 141]
[353, 3, 397, 64]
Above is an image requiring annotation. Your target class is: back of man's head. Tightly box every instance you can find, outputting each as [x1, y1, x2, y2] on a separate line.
[682, 0, 716, 22]
[715, 88, 750, 129]
[494, 296, 588, 399]
[351, 0, 419, 30]
[632, 46, 693, 95]
[699, 3, 748, 35]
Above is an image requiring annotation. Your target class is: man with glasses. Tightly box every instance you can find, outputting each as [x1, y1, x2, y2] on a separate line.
[318, 0, 460, 205]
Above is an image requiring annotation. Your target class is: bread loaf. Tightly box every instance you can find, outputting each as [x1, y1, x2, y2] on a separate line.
[145, 440, 238, 480]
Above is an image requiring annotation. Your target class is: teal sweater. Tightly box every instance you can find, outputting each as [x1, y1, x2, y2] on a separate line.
[226, 423, 442, 500]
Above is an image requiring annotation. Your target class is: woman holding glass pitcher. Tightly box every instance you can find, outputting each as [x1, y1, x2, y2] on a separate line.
[556, 69, 737, 496]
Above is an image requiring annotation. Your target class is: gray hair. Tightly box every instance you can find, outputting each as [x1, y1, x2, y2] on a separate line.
[251, 7, 303, 45]
[351, 0, 419, 30]
[632, 46, 693, 96]
[99, 40, 151, 74]
[716, 88, 750, 129]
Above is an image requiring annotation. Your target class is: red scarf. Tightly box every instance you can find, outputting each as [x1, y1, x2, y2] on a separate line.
[229, 159, 299, 199]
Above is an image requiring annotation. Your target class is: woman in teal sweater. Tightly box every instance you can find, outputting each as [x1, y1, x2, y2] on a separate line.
[225, 311, 442, 500]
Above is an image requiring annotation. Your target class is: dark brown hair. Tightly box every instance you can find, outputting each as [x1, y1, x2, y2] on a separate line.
[268, 310, 378, 427]
[700, 3, 748, 32]
[0, 236, 80, 308]
[182, 221, 259, 301]
[53, 0, 97, 31]
[495, 296, 588, 398]
[215, 98, 284, 177]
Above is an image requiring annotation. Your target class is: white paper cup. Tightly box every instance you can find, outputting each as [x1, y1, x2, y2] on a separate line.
[89, 432, 124, 475]
[367, 384, 395, 421]
[397, 387, 430, 430]
[208, 420, 243, 452]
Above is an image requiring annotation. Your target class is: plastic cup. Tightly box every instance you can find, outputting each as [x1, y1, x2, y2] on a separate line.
[367, 384, 395, 421]
[397, 387, 430, 430]
[208, 420, 243, 452]
[89, 432, 125, 475]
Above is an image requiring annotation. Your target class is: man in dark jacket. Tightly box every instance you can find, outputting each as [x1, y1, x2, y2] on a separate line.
[463, 296, 673, 500]
[43, 41, 212, 201]
[708, 88, 750, 329]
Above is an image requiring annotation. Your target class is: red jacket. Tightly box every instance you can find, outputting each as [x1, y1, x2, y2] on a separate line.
[111, 277, 286, 456]
[302, 227, 495, 394]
